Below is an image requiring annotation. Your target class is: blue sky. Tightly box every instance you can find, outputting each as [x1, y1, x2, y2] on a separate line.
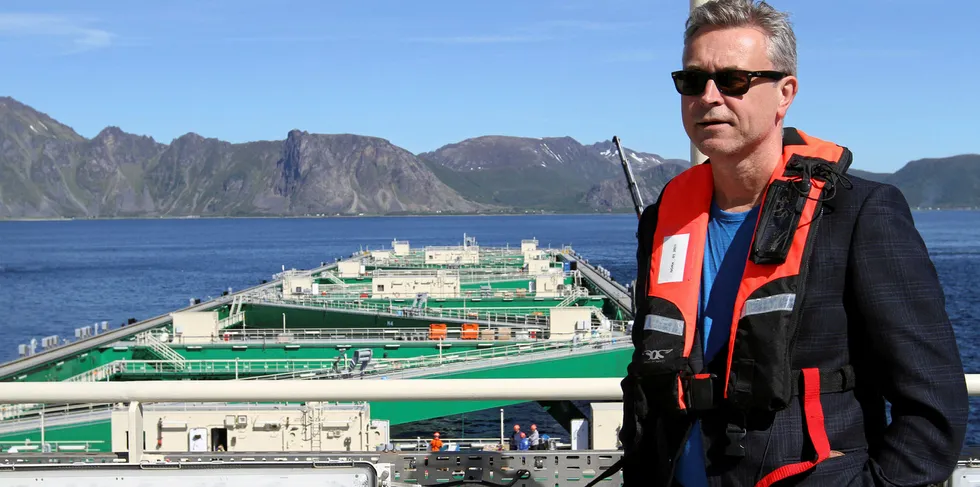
[0, 0, 976, 173]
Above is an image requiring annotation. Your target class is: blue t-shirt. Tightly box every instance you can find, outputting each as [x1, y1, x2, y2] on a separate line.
[675, 201, 759, 487]
[519, 437, 530, 450]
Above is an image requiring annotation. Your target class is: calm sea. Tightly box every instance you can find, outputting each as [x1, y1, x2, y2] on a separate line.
[1, 212, 978, 446]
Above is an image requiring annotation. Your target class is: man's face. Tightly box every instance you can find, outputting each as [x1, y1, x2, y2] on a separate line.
[680, 26, 795, 161]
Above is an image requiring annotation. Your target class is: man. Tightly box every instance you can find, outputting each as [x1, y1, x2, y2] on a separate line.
[509, 424, 522, 451]
[611, 0, 968, 486]
[430, 432, 443, 452]
[528, 424, 541, 450]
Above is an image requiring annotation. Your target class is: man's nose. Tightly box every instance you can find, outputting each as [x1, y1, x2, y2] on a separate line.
[700, 79, 724, 104]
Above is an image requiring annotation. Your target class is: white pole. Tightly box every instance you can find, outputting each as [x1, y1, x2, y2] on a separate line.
[0, 378, 624, 403]
[40, 407, 45, 448]
[690, 0, 710, 166]
[282, 313, 286, 334]
[499, 408, 504, 450]
[967, 374, 980, 395]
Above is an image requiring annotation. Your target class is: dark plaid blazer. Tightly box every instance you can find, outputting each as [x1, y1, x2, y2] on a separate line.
[625, 150, 969, 486]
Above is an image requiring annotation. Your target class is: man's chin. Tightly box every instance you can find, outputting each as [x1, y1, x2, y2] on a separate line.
[694, 139, 738, 160]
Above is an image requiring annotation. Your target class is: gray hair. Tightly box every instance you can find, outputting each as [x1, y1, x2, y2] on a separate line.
[683, 0, 797, 76]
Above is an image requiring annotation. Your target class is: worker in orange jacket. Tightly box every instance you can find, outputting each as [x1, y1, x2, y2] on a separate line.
[430, 432, 443, 452]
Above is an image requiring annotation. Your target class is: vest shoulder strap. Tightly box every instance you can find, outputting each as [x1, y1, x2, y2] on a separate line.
[784, 127, 853, 173]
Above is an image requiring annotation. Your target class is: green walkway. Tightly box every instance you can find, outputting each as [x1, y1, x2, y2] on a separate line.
[371, 347, 631, 425]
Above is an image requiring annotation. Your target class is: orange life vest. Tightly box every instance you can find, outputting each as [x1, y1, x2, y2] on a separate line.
[632, 129, 854, 486]
[430, 437, 443, 452]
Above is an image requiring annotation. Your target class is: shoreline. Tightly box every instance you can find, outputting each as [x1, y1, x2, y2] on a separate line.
[0, 211, 636, 222]
[0, 207, 972, 223]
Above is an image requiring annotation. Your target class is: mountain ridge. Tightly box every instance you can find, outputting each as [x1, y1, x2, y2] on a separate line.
[1, 96, 977, 218]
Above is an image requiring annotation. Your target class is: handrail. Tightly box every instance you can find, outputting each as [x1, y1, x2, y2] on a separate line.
[0, 405, 113, 431]
[216, 312, 246, 329]
[366, 337, 629, 381]
[0, 378, 623, 402]
[126, 336, 620, 380]
[252, 295, 596, 328]
[4, 374, 980, 404]
[0, 439, 105, 453]
[64, 362, 117, 382]
[281, 285, 586, 302]
[322, 269, 569, 284]
[195, 325, 550, 343]
[242, 335, 625, 381]
[0, 335, 621, 419]
[319, 270, 347, 286]
[2, 329, 594, 419]
[556, 288, 589, 307]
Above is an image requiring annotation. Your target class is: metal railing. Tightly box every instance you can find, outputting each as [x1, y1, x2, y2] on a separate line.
[364, 336, 629, 381]
[257, 295, 561, 328]
[143, 402, 367, 413]
[1, 361, 120, 418]
[199, 325, 550, 343]
[216, 312, 246, 330]
[0, 344, 628, 425]
[1, 400, 372, 431]
[0, 403, 113, 432]
[556, 288, 589, 307]
[242, 334, 627, 382]
[5, 372, 980, 464]
[114, 357, 344, 377]
[0, 440, 106, 452]
[25, 334, 624, 384]
[387, 436, 563, 452]
[64, 362, 118, 383]
[2, 324, 626, 421]
[281, 287, 583, 303]
[371, 269, 457, 278]
[0, 327, 605, 420]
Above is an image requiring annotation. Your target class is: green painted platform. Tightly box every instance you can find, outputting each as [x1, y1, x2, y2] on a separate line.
[0, 347, 631, 451]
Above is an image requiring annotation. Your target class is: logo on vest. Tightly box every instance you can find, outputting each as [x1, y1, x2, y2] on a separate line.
[642, 349, 673, 361]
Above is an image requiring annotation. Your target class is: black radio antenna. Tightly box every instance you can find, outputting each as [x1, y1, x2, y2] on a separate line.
[612, 136, 644, 219]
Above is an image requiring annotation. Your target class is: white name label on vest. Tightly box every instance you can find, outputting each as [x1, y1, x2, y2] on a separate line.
[658, 233, 689, 284]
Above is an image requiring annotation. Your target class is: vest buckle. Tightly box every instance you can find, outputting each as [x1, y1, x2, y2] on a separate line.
[724, 422, 746, 458]
[683, 373, 719, 411]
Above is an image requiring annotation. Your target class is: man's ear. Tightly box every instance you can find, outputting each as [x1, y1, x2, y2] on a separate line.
[777, 75, 798, 118]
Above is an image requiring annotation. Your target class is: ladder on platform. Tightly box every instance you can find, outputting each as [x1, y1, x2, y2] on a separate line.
[556, 288, 588, 307]
[136, 332, 186, 371]
[306, 404, 323, 451]
[320, 270, 346, 286]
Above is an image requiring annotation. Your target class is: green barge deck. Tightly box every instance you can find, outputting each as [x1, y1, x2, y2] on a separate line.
[0, 237, 635, 454]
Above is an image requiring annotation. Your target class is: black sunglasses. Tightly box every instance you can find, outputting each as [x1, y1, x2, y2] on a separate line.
[671, 69, 788, 96]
